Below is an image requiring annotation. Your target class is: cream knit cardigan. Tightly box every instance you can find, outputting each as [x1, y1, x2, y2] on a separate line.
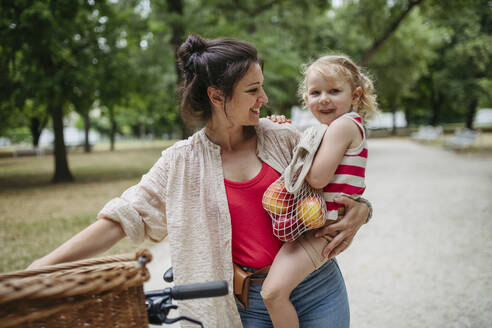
[97, 119, 300, 327]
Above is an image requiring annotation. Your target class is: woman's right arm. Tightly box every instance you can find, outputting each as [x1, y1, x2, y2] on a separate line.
[28, 218, 125, 269]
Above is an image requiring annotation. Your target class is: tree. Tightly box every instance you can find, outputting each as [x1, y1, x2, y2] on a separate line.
[359, 0, 426, 66]
[0, 0, 120, 182]
[370, 8, 444, 133]
[3, 1, 83, 182]
[0, 3, 49, 147]
[68, 7, 101, 153]
[439, 0, 491, 129]
[411, 0, 492, 128]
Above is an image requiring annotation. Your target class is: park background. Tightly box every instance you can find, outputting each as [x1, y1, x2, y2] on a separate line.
[1, 0, 491, 327]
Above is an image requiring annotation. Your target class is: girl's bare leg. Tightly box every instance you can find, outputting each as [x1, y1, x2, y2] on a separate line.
[261, 240, 317, 328]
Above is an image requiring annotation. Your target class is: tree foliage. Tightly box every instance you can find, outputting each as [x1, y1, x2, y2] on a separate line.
[433, 0, 491, 127]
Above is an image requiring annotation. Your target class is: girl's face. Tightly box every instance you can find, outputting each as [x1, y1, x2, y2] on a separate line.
[306, 70, 361, 125]
[226, 63, 268, 127]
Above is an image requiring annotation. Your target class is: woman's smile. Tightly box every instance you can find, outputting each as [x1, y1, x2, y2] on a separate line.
[250, 105, 261, 115]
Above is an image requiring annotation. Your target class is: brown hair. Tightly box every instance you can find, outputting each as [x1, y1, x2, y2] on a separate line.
[177, 34, 263, 127]
[298, 54, 378, 120]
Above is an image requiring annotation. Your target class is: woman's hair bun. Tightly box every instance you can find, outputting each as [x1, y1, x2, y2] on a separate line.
[177, 34, 207, 65]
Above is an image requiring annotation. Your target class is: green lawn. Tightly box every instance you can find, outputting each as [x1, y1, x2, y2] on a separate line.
[0, 139, 177, 273]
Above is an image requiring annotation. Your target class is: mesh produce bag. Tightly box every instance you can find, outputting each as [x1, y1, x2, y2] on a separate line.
[262, 124, 333, 242]
[262, 175, 327, 242]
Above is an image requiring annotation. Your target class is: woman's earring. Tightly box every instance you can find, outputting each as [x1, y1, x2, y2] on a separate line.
[352, 104, 359, 112]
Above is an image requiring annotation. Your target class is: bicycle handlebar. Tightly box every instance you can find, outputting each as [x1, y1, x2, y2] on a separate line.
[145, 280, 228, 326]
[146, 280, 228, 300]
[171, 280, 228, 300]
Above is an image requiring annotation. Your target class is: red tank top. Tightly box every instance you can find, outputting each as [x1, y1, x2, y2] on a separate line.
[224, 162, 283, 269]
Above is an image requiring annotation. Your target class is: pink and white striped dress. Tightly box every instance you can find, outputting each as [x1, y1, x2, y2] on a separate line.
[323, 112, 367, 220]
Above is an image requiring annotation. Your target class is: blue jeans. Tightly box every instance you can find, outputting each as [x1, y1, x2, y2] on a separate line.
[237, 259, 349, 328]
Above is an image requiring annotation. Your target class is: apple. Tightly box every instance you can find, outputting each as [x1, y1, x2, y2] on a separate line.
[272, 214, 300, 242]
[262, 180, 294, 215]
[295, 196, 325, 229]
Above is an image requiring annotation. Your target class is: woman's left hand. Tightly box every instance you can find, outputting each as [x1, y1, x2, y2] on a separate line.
[314, 196, 369, 259]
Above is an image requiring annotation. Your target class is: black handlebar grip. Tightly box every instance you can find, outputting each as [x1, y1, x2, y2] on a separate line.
[171, 280, 228, 300]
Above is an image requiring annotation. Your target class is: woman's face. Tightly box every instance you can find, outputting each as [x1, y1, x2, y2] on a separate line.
[306, 70, 360, 126]
[226, 63, 268, 127]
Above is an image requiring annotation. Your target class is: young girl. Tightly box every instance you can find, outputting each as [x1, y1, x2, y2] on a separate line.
[261, 55, 378, 327]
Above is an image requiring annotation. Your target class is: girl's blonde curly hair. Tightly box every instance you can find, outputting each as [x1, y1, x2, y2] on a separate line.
[298, 54, 379, 121]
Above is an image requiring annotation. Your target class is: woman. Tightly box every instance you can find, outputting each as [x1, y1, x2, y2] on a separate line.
[29, 34, 371, 327]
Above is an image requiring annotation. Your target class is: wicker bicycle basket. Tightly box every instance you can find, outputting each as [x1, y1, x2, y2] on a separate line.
[0, 249, 152, 328]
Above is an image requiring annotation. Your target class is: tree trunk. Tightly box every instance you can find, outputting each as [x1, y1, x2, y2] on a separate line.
[430, 90, 442, 126]
[50, 97, 74, 183]
[83, 110, 91, 153]
[29, 117, 43, 148]
[466, 98, 478, 130]
[109, 107, 116, 151]
[360, 0, 426, 66]
[140, 118, 146, 140]
[404, 107, 411, 128]
[391, 105, 398, 136]
[167, 0, 188, 139]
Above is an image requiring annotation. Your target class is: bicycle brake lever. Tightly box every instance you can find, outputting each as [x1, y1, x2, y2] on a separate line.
[164, 315, 204, 327]
[163, 266, 174, 283]
[160, 303, 204, 327]
[160, 303, 177, 314]
[146, 295, 174, 325]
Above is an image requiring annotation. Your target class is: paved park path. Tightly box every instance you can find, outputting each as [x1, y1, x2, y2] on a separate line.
[144, 138, 492, 327]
